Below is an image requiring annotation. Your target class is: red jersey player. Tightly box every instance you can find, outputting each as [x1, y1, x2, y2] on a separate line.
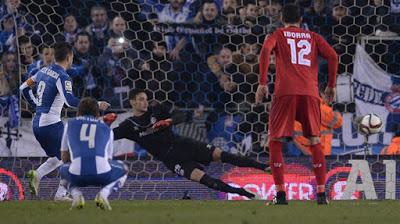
[255, 4, 338, 205]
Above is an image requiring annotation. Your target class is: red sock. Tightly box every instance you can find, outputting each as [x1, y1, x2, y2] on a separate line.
[269, 140, 285, 188]
[310, 143, 326, 190]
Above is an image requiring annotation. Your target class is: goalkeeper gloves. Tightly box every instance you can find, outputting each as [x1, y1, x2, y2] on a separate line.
[152, 119, 172, 129]
[103, 113, 117, 126]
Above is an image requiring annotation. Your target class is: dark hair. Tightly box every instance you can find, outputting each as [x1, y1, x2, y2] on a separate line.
[17, 35, 31, 46]
[91, 5, 107, 14]
[282, 4, 302, 24]
[243, 0, 256, 6]
[63, 14, 76, 19]
[52, 42, 73, 62]
[202, 0, 218, 8]
[271, 0, 282, 5]
[217, 46, 232, 55]
[78, 97, 99, 117]
[39, 44, 52, 53]
[129, 89, 146, 100]
[75, 31, 91, 42]
[1, 51, 15, 60]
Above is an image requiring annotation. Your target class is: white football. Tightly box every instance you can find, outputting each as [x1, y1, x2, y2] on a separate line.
[359, 113, 383, 135]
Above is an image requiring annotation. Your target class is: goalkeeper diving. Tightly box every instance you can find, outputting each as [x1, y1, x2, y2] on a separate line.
[105, 89, 270, 199]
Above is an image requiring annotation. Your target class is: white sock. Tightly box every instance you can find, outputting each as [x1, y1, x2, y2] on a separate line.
[100, 174, 127, 199]
[36, 157, 63, 180]
[70, 187, 82, 200]
[54, 179, 68, 198]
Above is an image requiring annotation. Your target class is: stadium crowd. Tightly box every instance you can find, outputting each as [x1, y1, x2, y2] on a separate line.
[0, 0, 399, 156]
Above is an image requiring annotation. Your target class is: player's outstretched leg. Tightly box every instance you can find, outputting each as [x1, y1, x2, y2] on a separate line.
[212, 148, 270, 172]
[70, 187, 85, 210]
[191, 168, 261, 199]
[27, 157, 62, 195]
[268, 140, 288, 205]
[309, 139, 328, 205]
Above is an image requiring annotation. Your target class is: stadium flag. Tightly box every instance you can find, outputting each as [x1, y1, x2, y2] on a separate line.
[353, 44, 393, 131]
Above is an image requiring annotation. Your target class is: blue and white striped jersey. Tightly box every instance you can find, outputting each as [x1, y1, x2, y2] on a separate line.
[19, 64, 80, 127]
[61, 116, 114, 176]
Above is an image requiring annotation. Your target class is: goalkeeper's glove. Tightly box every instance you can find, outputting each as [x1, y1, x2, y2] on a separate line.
[103, 113, 117, 126]
[152, 119, 172, 129]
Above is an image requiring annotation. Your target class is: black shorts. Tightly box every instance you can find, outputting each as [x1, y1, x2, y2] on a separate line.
[163, 137, 216, 179]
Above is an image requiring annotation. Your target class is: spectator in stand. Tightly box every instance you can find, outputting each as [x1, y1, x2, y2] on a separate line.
[110, 16, 126, 38]
[24, 45, 53, 81]
[234, 0, 265, 37]
[109, 16, 136, 47]
[222, 0, 241, 25]
[207, 113, 243, 153]
[97, 37, 143, 108]
[62, 15, 81, 44]
[222, 0, 238, 15]
[258, 0, 268, 14]
[0, 0, 38, 35]
[0, 51, 19, 130]
[327, 1, 353, 74]
[218, 73, 237, 94]
[368, 0, 400, 35]
[207, 47, 234, 78]
[232, 40, 260, 75]
[1, 13, 31, 53]
[329, 1, 349, 30]
[192, 0, 227, 59]
[142, 41, 170, 72]
[0, 14, 14, 53]
[141, 41, 174, 102]
[84, 5, 110, 56]
[193, 1, 226, 25]
[308, 1, 350, 78]
[222, 0, 238, 12]
[157, 0, 192, 61]
[264, 0, 283, 33]
[0, 51, 18, 95]
[241, 0, 259, 26]
[231, 40, 260, 98]
[302, 0, 329, 34]
[207, 47, 240, 109]
[0, 52, 17, 126]
[18, 35, 35, 75]
[69, 32, 101, 99]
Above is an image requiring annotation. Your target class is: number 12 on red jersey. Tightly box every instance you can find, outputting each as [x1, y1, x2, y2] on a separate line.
[287, 38, 311, 66]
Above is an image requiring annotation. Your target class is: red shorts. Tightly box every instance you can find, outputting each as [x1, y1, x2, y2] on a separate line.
[269, 95, 321, 139]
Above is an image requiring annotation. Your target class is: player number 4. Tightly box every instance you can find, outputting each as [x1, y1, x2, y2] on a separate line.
[287, 38, 311, 66]
[80, 124, 97, 149]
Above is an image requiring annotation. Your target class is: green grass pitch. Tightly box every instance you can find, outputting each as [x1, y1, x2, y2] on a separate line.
[1, 200, 399, 224]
